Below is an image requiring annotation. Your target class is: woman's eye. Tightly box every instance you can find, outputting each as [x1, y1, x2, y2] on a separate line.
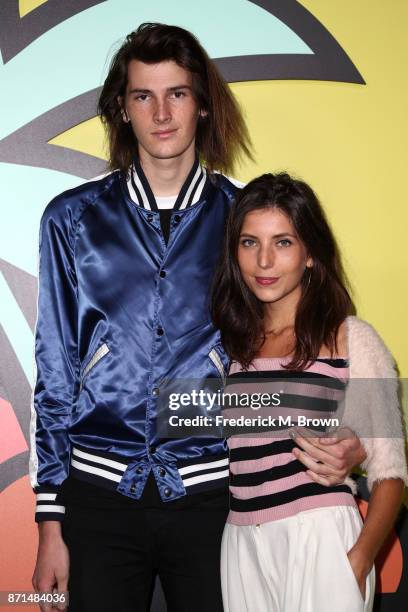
[277, 239, 292, 247]
[240, 238, 256, 247]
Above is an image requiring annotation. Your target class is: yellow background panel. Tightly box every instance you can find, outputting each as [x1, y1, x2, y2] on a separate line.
[232, 0, 408, 380]
[19, 0, 48, 18]
[48, 0, 408, 382]
[48, 116, 107, 160]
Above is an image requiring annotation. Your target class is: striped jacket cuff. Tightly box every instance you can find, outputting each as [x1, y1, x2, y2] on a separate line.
[35, 487, 65, 523]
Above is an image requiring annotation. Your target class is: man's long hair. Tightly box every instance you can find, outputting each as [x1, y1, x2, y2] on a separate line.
[98, 22, 252, 174]
[211, 173, 355, 370]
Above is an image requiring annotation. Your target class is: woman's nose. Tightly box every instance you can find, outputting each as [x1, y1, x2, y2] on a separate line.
[257, 246, 274, 269]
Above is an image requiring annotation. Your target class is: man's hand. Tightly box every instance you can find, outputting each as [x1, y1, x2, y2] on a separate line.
[290, 427, 367, 486]
[32, 522, 69, 612]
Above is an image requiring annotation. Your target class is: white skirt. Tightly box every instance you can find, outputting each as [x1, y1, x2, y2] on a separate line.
[221, 505, 375, 612]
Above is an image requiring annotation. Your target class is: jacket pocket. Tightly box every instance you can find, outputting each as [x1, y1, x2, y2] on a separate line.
[209, 347, 226, 383]
[80, 342, 110, 391]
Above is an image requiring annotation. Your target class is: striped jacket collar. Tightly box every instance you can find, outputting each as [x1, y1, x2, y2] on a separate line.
[126, 157, 208, 211]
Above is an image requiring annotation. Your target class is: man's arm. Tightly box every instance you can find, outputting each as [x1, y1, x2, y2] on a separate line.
[290, 427, 367, 486]
[30, 197, 79, 609]
[32, 523, 69, 612]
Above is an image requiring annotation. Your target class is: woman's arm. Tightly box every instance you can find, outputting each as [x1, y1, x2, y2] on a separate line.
[347, 478, 404, 597]
[292, 320, 367, 485]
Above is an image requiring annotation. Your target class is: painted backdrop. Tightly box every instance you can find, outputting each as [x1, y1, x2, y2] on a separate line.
[0, 1, 407, 610]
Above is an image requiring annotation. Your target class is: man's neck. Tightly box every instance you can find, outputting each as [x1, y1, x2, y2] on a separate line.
[138, 148, 196, 197]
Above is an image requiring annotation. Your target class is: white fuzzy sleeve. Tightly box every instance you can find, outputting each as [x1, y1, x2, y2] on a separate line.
[343, 317, 408, 491]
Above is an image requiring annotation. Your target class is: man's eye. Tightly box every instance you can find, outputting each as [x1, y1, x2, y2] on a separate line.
[172, 90, 186, 98]
[135, 94, 149, 101]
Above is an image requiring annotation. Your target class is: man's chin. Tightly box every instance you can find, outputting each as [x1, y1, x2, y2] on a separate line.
[141, 147, 195, 162]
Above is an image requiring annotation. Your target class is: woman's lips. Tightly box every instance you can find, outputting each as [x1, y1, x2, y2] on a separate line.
[255, 277, 279, 286]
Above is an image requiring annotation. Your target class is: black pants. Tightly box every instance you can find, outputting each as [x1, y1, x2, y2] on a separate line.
[61, 477, 229, 612]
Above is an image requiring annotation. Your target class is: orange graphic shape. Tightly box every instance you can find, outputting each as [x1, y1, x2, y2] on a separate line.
[0, 398, 28, 463]
[0, 476, 38, 610]
[357, 497, 403, 593]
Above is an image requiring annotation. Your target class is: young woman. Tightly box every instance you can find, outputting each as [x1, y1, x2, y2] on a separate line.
[212, 173, 407, 612]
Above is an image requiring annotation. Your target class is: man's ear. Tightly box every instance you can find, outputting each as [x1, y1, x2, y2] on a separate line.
[117, 96, 130, 123]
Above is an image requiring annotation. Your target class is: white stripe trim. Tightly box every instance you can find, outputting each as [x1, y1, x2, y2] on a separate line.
[179, 457, 229, 476]
[209, 348, 226, 380]
[132, 167, 150, 209]
[191, 168, 207, 206]
[36, 505, 65, 514]
[183, 468, 229, 488]
[216, 171, 245, 188]
[29, 244, 41, 489]
[80, 343, 110, 387]
[72, 447, 127, 471]
[179, 164, 202, 209]
[71, 459, 123, 482]
[36, 493, 57, 501]
[127, 165, 139, 204]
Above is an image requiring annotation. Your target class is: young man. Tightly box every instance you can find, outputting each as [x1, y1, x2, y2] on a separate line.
[30, 23, 366, 612]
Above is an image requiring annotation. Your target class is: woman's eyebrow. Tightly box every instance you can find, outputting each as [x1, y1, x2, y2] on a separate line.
[239, 232, 297, 239]
[272, 233, 297, 239]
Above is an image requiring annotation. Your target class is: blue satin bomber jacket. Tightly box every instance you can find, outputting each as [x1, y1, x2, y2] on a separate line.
[30, 169, 237, 522]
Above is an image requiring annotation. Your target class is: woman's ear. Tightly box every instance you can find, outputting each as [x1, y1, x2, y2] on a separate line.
[306, 257, 313, 269]
[199, 109, 208, 118]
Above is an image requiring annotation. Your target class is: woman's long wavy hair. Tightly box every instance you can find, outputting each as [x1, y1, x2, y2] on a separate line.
[98, 22, 252, 174]
[211, 173, 355, 370]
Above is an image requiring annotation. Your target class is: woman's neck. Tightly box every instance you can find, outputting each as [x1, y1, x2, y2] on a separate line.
[263, 288, 299, 334]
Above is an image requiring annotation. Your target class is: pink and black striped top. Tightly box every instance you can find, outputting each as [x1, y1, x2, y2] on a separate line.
[226, 357, 357, 526]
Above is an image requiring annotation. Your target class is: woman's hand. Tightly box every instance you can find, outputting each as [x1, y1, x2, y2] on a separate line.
[346, 546, 372, 600]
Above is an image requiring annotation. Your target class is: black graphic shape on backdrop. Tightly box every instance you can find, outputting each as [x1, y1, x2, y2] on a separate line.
[0, 321, 31, 493]
[1, 258, 38, 331]
[0, 0, 365, 178]
[0, 88, 105, 178]
[218, 0, 364, 83]
[0, 0, 107, 63]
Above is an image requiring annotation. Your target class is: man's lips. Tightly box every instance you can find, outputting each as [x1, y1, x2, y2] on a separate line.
[255, 277, 279, 286]
[152, 129, 177, 138]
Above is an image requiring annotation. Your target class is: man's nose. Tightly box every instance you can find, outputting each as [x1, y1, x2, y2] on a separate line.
[153, 98, 171, 123]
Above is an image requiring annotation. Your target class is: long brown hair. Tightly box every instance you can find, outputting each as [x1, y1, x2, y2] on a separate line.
[211, 173, 355, 370]
[98, 22, 252, 174]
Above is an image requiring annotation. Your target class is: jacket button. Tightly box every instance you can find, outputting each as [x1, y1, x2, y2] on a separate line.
[130, 484, 137, 493]
[174, 215, 181, 224]
[157, 327, 164, 336]
[164, 487, 171, 497]
[147, 214, 154, 222]
[136, 466, 144, 474]
[152, 387, 160, 397]
[149, 445, 156, 454]
[159, 468, 166, 477]
[159, 270, 166, 278]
